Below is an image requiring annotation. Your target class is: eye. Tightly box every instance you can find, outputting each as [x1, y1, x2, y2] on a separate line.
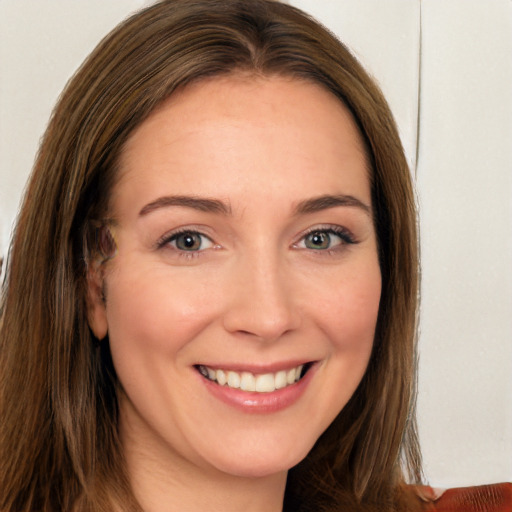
[303, 230, 340, 250]
[296, 227, 355, 251]
[167, 231, 214, 252]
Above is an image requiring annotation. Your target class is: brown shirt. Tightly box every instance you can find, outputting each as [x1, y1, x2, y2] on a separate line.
[423, 483, 512, 512]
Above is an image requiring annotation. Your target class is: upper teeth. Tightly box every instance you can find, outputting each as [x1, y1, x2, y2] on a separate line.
[198, 364, 305, 393]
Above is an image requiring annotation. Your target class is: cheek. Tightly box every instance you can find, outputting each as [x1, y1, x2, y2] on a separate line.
[311, 262, 381, 353]
[104, 262, 224, 363]
[298, 262, 381, 434]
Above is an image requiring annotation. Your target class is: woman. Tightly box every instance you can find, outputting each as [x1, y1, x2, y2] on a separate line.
[0, 1, 421, 510]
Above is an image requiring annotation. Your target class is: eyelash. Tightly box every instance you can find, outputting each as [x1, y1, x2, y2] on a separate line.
[294, 225, 357, 252]
[156, 228, 216, 260]
[156, 224, 357, 260]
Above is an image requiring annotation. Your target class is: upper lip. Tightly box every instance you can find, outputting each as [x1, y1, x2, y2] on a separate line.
[194, 360, 316, 374]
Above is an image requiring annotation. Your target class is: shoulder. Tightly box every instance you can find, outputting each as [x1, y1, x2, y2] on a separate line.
[416, 482, 512, 512]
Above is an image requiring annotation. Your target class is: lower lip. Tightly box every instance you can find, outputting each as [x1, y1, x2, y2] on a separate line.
[198, 365, 316, 414]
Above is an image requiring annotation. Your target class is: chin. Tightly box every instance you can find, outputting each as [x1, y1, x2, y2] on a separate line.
[206, 442, 312, 479]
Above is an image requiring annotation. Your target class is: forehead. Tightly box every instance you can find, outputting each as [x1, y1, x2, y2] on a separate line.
[113, 74, 371, 218]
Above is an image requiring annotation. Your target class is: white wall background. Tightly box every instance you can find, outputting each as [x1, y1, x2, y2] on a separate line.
[1, 0, 511, 489]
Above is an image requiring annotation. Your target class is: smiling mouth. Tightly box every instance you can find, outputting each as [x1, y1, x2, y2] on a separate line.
[196, 363, 313, 393]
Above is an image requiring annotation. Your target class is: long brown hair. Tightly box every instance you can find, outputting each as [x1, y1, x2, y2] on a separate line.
[0, 1, 421, 510]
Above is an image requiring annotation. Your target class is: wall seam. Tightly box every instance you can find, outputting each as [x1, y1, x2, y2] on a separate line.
[414, 0, 423, 179]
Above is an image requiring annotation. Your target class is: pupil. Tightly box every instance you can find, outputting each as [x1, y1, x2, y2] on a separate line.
[178, 233, 200, 250]
[312, 233, 324, 245]
[309, 231, 329, 249]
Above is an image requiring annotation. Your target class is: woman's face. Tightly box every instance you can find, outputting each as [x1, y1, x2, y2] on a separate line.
[88, 75, 381, 480]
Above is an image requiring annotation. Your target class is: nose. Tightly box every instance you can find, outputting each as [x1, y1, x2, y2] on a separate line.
[222, 252, 301, 342]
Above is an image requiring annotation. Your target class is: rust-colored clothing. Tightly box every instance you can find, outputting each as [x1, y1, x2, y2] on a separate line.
[426, 483, 512, 511]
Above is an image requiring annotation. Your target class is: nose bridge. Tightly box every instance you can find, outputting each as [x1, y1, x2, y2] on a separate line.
[223, 245, 300, 340]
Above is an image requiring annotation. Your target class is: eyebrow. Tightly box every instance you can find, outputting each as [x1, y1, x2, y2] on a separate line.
[138, 193, 370, 217]
[139, 195, 231, 216]
[293, 194, 371, 216]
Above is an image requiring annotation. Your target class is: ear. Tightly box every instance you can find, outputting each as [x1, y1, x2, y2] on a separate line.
[86, 262, 108, 340]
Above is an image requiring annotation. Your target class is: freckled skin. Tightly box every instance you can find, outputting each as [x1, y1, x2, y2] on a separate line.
[88, 75, 381, 507]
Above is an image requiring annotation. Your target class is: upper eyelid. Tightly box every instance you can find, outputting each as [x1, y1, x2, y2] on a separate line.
[168, 230, 212, 242]
[169, 228, 212, 240]
[295, 224, 356, 242]
[300, 224, 350, 235]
